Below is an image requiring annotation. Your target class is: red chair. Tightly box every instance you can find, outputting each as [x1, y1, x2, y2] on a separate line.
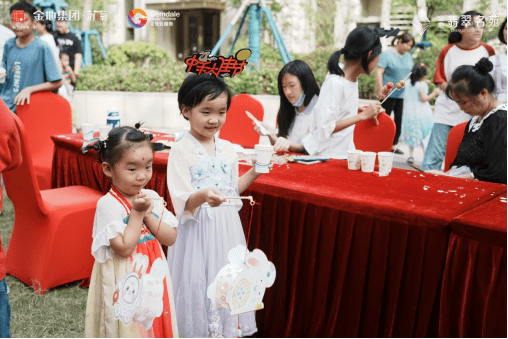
[220, 93, 264, 148]
[16, 92, 72, 190]
[354, 112, 396, 153]
[443, 121, 468, 172]
[3, 108, 103, 295]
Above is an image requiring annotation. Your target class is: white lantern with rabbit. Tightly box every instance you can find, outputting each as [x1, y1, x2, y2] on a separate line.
[207, 245, 276, 316]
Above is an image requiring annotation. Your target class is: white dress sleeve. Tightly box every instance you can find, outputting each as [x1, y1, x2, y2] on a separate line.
[91, 195, 127, 263]
[302, 77, 341, 155]
[144, 190, 178, 228]
[167, 142, 201, 224]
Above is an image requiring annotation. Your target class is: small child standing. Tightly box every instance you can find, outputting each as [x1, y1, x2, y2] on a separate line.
[401, 63, 440, 164]
[84, 125, 179, 338]
[166, 74, 267, 337]
[57, 52, 76, 102]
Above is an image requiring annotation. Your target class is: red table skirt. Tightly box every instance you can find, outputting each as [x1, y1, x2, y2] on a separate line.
[51, 134, 507, 337]
[439, 197, 507, 338]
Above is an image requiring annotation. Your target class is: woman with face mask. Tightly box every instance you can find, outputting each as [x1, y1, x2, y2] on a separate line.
[376, 32, 415, 153]
[421, 11, 495, 171]
[253, 60, 320, 153]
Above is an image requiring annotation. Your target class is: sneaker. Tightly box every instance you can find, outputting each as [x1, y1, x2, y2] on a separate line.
[407, 157, 414, 164]
[393, 148, 404, 155]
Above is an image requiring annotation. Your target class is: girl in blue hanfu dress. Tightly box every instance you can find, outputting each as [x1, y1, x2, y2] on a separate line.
[166, 74, 269, 337]
[84, 124, 179, 338]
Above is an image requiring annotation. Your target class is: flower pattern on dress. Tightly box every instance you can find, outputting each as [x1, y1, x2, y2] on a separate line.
[186, 136, 236, 198]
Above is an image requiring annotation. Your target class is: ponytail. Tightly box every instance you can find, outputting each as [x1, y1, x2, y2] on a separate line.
[327, 49, 344, 76]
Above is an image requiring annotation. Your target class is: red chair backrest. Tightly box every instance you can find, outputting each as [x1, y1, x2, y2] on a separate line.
[353, 112, 396, 153]
[444, 121, 468, 172]
[220, 93, 264, 148]
[3, 105, 47, 216]
[16, 92, 72, 165]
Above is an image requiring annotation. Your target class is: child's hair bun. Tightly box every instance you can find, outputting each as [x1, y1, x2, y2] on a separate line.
[135, 122, 143, 129]
[474, 57, 493, 74]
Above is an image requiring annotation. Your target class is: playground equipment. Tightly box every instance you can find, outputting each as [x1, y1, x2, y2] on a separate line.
[33, 0, 107, 68]
[211, 0, 292, 68]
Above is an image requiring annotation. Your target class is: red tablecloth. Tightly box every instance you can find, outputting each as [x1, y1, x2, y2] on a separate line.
[52, 133, 507, 337]
[439, 195, 507, 338]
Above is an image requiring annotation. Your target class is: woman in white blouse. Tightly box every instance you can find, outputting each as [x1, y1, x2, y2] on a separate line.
[300, 26, 383, 159]
[254, 60, 320, 152]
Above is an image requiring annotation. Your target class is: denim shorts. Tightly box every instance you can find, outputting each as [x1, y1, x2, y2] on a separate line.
[421, 123, 452, 171]
[0, 278, 10, 338]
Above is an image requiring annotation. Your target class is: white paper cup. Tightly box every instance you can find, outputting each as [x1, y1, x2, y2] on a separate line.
[99, 124, 113, 141]
[347, 150, 362, 170]
[81, 123, 94, 141]
[174, 131, 184, 141]
[254, 144, 273, 173]
[378, 151, 394, 174]
[361, 151, 376, 172]
[0, 67, 6, 84]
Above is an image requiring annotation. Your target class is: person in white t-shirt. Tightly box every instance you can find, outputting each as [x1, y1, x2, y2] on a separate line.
[489, 18, 506, 104]
[300, 26, 383, 159]
[34, 19, 61, 72]
[0, 25, 14, 64]
[421, 10, 495, 170]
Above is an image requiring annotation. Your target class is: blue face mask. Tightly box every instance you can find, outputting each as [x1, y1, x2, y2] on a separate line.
[292, 93, 306, 107]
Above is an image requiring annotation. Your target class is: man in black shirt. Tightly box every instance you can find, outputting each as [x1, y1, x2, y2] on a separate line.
[53, 15, 82, 86]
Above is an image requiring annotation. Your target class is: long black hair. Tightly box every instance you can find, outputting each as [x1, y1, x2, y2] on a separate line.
[448, 10, 484, 44]
[327, 25, 382, 76]
[276, 60, 320, 138]
[178, 74, 233, 120]
[445, 57, 496, 99]
[82, 123, 154, 165]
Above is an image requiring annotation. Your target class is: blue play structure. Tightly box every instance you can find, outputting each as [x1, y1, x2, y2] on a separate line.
[211, 0, 292, 68]
[33, 0, 107, 68]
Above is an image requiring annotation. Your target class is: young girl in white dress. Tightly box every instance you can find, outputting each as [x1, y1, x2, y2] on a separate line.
[84, 124, 179, 338]
[401, 64, 440, 164]
[166, 74, 267, 337]
[300, 26, 383, 158]
[253, 60, 320, 153]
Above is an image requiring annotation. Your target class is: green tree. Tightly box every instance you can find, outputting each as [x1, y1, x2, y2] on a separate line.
[394, 0, 462, 20]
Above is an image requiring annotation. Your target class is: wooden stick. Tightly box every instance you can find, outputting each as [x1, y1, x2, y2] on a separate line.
[392, 133, 410, 154]
[380, 72, 412, 105]
[408, 163, 425, 172]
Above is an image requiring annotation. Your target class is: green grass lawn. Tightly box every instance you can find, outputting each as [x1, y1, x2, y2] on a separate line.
[1, 189, 88, 337]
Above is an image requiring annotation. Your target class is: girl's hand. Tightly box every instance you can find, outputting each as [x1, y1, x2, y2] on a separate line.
[203, 187, 227, 207]
[378, 90, 387, 101]
[432, 88, 440, 96]
[132, 191, 151, 212]
[273, 137, 292, 153]
[144, 199, 154, 218]
[361, 102, 383, 122]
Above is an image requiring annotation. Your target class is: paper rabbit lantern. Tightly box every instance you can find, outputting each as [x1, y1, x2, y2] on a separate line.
[113, 254, 166, 329]
[207, 245, 276, 316]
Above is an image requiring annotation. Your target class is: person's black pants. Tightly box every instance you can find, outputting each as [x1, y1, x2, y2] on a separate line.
[381, 98, 404, 145]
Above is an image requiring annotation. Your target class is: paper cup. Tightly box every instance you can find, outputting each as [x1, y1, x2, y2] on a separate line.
[254, 144, 273, 173]
[378, 151, 394, 174]
[347, 150, 362, 170]
[361, 151, 376, 172]
[174, 131, 184, 141]
[99, 124, 113, 141]
[0, 67, 6, 84]
[81, 123, 94, 141]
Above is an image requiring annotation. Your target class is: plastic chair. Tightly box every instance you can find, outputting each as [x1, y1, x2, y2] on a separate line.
[443, 121, 468, 172]
[353, 112, 396, 153]
[220, 93, 264, 148]
[3, 109, 103, 295]
[16, 92, 72, 190]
